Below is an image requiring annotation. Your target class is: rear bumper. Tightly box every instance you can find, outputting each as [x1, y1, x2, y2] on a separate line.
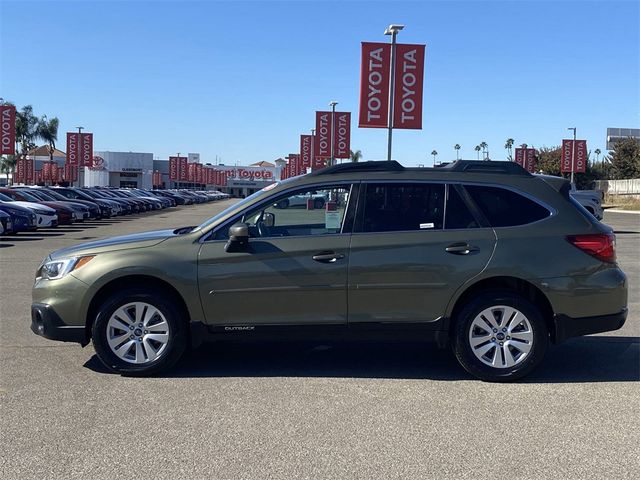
[31, 303, 88, 345]
[554, 308, 627, 343]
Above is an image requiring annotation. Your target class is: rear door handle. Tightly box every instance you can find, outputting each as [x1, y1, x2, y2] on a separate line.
[312, 251, 345, 263]
[445, 243, 479, 255]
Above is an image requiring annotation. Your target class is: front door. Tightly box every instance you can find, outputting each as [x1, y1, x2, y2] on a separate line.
[198, 184, 355, 326]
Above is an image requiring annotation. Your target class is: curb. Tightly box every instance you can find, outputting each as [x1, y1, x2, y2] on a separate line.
[604, 209, 640, 215]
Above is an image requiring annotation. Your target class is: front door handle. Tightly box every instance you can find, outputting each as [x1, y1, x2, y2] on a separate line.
[312, 251, 345, 263]
[445, 243, 479, 255]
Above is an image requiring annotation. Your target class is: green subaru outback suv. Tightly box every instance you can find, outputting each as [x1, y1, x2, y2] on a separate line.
[31, 161, 627, 381]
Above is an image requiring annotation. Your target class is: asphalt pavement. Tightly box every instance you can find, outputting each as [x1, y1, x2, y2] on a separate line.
[1, 203, 638, 479]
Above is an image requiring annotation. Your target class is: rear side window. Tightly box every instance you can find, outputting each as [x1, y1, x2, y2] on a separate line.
[360, 183, 445, 232]
[464, 185, 550, 227]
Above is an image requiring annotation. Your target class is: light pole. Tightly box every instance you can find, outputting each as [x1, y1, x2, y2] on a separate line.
[329, 101, 337, 166]
[311, 128, 316, 171]
[75, 126, 84, 187]
[567, 127, 576, 185]
[384, 23, 404, 161]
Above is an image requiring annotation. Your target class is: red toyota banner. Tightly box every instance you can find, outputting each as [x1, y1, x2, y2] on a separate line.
[35, 170, 42, 184]
[42, 162, 52, 183]
[561, 139, 587, 173]
[168, 157, 179, 181]
[81, 133, 93, 167]
[315, 111, 332, 159]
[206, 168, 213, 185]
[0, 105, 16, 155]
[514, 148, 525, 168]
[25, 159, 34, 184]
[312, 156, 326, 171]
[300, 135, 312, 171]
[525, 149, 536, 173]
[64, 164, 78, 182]
[15, 158, 25, 183]
[188, 163, 197, 182]
[50, 163, 60, 184]
[66, 133, 80, 166]
[393, 44, 426, 129]
[196, 163, 204, 184]
[334, 112, 351, 158]
[359, 42, 391, 128]
[575, 140, 587, 173]
[152, 171, 162, 187]
[178, 157, 188, 181]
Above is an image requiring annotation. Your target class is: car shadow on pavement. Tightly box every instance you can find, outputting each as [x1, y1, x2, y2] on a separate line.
[0, 243, 14, 247]
[84, 335, 639, 383]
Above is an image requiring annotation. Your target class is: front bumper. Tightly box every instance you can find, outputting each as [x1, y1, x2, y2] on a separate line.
[554, 308, 627, 343]
[31, 303, 88, 345]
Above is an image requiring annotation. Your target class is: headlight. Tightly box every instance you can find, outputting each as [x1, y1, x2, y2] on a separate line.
[32, 209, 52, 215]
[36, 255, 95, 281]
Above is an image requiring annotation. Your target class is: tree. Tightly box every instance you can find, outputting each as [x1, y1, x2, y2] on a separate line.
[609, 137, 640, 179]
[16, 105, 40, 157]
[349, 149, 362, 163]
[454, 144, 461, 160]
[431, 150, 438, 165]
[474, 145, 481, 160]
[479, 141, 488, 160]
[38, 115, 59, 162]
[504, 138, 514, 161]
[594, 148, 601, 164]
[536, 145, 602, 188]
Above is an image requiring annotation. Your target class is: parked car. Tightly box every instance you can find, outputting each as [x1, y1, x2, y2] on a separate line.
[40, 188, 101, 219]
[0, 200, 38, 233]
[31, 161, 627, 381]
[52, 187, 116, 218]
[0, 191, 58, 227]
[569, 185, 604, 220]
[15, 188, 90, 222]
[0, 210, 12, 235]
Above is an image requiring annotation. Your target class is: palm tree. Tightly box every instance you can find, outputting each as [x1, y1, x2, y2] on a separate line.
[479, 141, 488, 160]
[594, 148, 601, 166]
[431, 150, 438, 166]
[504, 138, 514, 161]
[349, 149, 362, 163]
[38, 115, 59, 162]
[454, 144, 461, 160]
[474, 145, 481, 160]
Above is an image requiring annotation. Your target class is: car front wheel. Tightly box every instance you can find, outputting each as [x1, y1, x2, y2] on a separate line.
[453, 291, 549, 382]
[92, 289, 187, 376]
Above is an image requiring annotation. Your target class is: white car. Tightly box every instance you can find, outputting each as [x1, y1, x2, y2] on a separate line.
[10, 201, 57, 227]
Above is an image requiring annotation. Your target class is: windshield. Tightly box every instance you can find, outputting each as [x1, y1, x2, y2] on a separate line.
[13, 190, 40, 202]
[0, 192, 13, 202]
[192, 189, 266, 232]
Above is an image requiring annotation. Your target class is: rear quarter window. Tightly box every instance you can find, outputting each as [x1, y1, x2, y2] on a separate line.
[464, 185, 550, 227]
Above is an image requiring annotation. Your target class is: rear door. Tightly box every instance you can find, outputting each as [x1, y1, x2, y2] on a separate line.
[347, 182, 496, 325]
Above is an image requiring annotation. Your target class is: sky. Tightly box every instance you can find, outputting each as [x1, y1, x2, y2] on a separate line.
[1, 0, 639, 166]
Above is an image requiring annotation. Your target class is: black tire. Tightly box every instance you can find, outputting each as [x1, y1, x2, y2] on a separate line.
[452, 291, 549, 382]
[277, 199, 289, 209]
[91, 288, 188, 376]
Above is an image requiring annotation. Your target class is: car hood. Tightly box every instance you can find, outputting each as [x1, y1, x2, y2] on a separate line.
[50, 228, 178, 259]
[5, 201, 56, 213]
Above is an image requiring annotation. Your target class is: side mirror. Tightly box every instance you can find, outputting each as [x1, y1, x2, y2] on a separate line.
[225, 223, 249, 252]
[262, 212, 275, 228]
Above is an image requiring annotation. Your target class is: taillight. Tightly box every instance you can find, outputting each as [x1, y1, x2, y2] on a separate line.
[566, 233, 616, 263]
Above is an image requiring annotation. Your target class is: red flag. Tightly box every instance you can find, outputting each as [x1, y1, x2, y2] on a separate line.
[66, 133, 80, 166]
[42, 162, 52, 182]
[525, 149, 536, 173]
[178, 157, 188, 181]
[561, 139, 573, 173]
[81, 133, 93, 167]
[169, 157, 178, 181]
[196, 163, 203, 184]
[300, 135, 312, 171]
[25, 159, 34, 184]
[393, 44, 426, 129]
[334, 112, 351, 158]
[359, 42, 391, 128]
[64, 164, 77, 182]
[0, 105, 16, 155]
[50, 164, 60, 183]
[315, 111, 332, 158]
[514, 148, 525, 168]
[15, 158, 25, 183]
[575, 140, 587, 173]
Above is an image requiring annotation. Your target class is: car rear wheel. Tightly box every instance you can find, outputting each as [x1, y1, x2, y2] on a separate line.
[92, 289, 187, 376]
[453, 291, 548, 382]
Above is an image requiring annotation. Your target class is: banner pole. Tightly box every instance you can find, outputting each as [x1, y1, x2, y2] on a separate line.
[386, 29, 398, 161]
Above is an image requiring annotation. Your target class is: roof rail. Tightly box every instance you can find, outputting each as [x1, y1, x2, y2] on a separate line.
[308, 160, 405, 176]
[436, 160, 531, 176]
